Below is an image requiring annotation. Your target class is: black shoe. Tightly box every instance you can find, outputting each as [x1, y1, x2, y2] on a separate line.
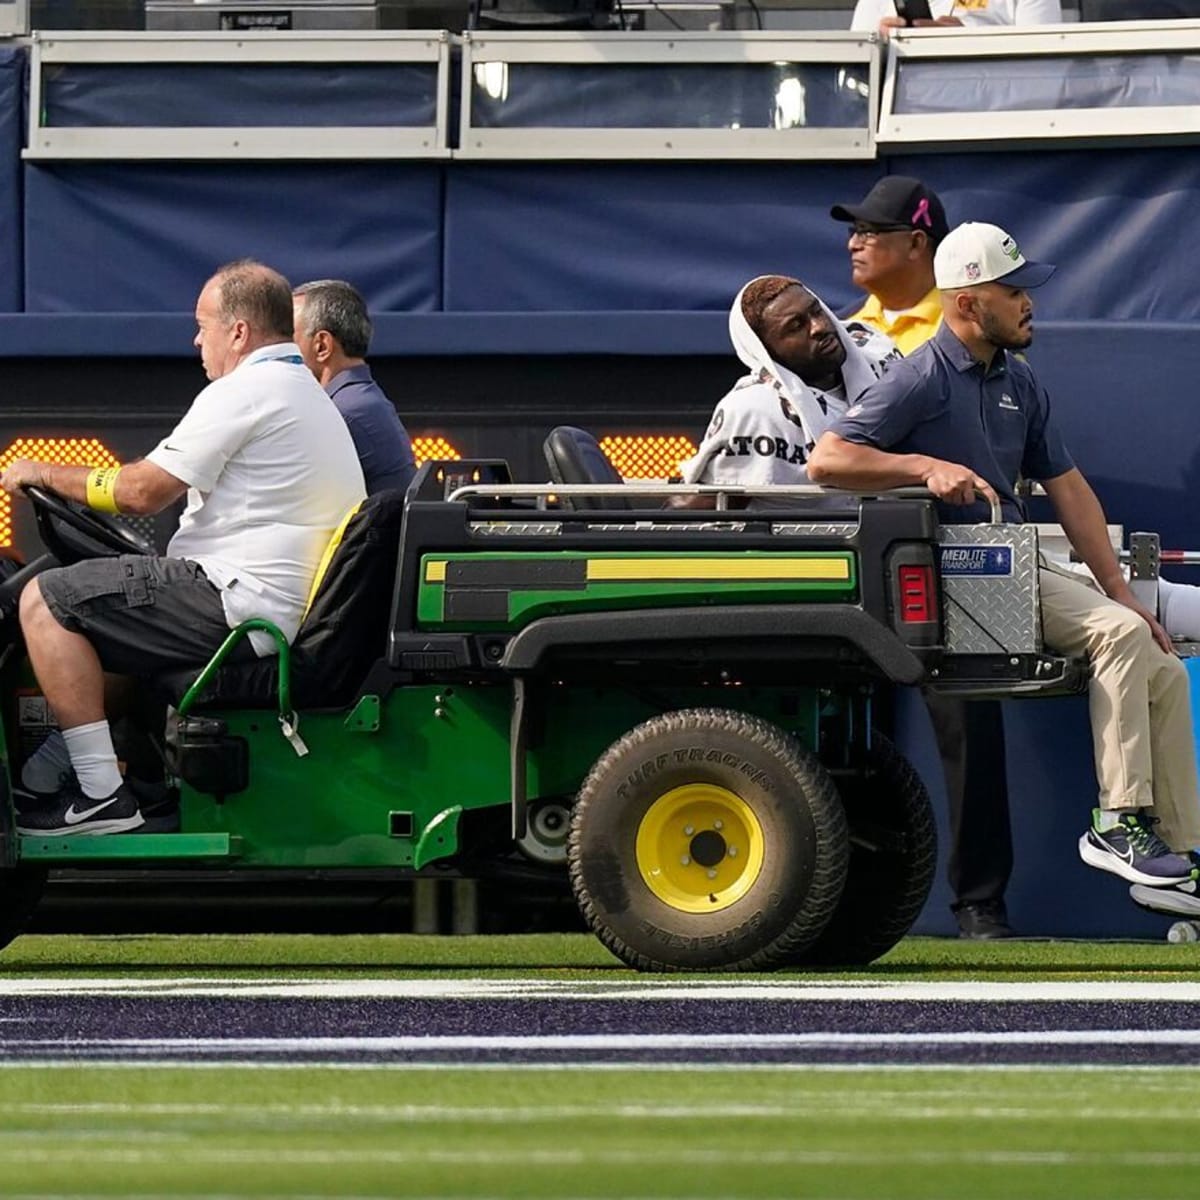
[16, 781, 144, 837]
[127, 778, 180, 834]
[12, 783, 60, 814]
[955, 900, 1016, 940]
[12, 770, 75, 813]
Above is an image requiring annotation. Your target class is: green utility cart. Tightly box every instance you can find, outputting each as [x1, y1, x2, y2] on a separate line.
[0, 440, 1082, 971]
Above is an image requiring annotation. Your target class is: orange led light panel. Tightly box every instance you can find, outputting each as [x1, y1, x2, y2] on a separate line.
[0, 438, 121, 548]
[412, 436, 461, 467]
[600, 435, 697, 481]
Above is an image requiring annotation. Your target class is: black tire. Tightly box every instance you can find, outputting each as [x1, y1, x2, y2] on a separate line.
[0, 866, 47, 953]
[567, 707, 848, 972]
[798, 733, 936, 966]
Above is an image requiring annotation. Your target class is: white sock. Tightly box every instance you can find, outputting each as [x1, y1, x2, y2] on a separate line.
[62, 721, 123, 800]
[20, 730, 74, 793]
[1094, 808, 1138, 832]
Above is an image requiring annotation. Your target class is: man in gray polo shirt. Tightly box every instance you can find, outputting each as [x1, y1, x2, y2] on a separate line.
[809, 221, 1200, 896]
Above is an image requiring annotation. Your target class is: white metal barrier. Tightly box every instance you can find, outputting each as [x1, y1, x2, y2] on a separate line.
[17, 22, 1200, 161]
[878, 20, 1200, 150]
[24, 30, 453, 159]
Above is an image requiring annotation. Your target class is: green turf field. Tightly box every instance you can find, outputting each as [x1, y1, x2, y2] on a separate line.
[3, 1064, 1200, 1198]
[4, 934, 1200, 1199]
[3, 932, 1200, 979]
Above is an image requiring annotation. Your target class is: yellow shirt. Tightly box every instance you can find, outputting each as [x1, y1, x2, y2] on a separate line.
[847, 288, 943, 356]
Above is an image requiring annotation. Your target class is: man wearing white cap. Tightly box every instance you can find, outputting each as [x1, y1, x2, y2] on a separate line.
[809, 221, 1200, 894]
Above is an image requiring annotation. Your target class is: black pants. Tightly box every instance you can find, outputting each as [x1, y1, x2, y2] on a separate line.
[924, 693, 1011, 910]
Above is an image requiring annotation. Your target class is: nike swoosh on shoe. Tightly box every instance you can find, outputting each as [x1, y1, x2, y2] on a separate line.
[63, 797, 119, 825]
[1091, 830, 1135, 864]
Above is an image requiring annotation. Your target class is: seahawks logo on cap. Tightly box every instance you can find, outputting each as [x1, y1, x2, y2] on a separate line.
[1000, 235, 1020, 262]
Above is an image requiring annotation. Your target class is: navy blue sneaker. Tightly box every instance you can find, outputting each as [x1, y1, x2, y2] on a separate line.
[16, 781, 144, 837]
[1078, 809, 1193, 887]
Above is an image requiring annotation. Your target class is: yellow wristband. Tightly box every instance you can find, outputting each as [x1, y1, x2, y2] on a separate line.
[85, 467, 121, 514]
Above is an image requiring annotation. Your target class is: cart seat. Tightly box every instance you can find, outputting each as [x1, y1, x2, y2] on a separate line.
[155, 487, 407, 710]
[543, 425, 631, 511]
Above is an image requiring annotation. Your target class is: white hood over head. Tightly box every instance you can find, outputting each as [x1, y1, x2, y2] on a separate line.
[680, 276, 900, 487]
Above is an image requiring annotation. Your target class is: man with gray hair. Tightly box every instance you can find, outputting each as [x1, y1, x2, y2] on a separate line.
[292, 280, 416, 495]
[0, 259, 365, 835]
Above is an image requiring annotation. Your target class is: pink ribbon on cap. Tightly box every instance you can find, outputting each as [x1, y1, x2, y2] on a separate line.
[911, 198, 932, 228]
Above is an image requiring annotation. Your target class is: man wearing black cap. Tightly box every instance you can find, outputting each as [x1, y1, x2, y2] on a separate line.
[833, 179, 1015, 941]
[831, 175, 950, 356]
[810, 222, 1200, 912]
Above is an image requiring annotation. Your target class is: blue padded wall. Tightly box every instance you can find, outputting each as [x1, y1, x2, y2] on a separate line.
[895, 148, 1200, 323]
[24, 163, 443, 314]
[443, 162, 880, 315]
[0, 47, 24, 313]
[1027, 323, 1200, 555]
[17, 148, 1200, 326]
[443, 150, 1200, 323]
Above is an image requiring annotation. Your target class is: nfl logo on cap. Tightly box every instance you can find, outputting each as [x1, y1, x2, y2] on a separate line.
[934, 221, 1057, 291]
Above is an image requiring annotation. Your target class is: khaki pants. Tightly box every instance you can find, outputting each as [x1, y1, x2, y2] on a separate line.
[1039, 563, 1200, 849]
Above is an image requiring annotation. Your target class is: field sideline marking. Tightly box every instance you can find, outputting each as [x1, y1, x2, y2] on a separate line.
[6, 1029, 1200, 1054]
[5, 978, 1200, 1002]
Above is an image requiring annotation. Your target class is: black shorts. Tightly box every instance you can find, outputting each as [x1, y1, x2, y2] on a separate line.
[37, 555, 256, 678]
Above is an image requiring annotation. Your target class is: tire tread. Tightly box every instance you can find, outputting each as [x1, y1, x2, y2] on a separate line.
[568, 707, 848, 973]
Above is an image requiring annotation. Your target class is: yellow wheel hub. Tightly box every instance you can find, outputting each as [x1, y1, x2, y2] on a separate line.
[635, 782, 765, 913]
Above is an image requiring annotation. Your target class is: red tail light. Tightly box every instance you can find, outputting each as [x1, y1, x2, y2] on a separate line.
[897, 564, 935, 623]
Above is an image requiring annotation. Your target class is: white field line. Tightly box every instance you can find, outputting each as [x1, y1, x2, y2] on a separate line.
[5, 1146, 1200, 1168]
[5, 1029, 1200, 1054]
[5, 978, 1200, 1002]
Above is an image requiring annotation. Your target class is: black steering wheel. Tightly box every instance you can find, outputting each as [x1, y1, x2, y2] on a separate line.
[24, 484, 156, 563]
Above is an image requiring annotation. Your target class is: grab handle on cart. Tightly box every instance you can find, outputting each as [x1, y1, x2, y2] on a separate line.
[887, 486, 1002, 525]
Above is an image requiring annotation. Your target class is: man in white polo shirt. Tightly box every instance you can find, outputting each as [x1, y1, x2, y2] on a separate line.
[851, 0, 1062, 38]
[0, 259, 365, 836]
